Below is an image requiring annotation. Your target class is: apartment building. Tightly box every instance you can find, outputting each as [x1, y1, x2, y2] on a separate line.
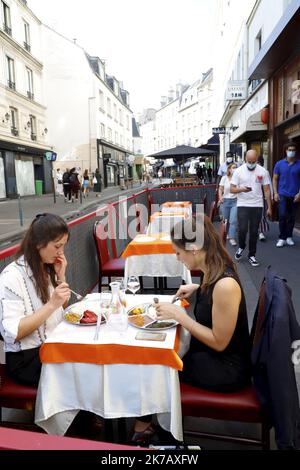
[0, 0, 51, 198]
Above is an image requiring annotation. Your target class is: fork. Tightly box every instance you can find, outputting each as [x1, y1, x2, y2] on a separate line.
[57, 281, 84, 301]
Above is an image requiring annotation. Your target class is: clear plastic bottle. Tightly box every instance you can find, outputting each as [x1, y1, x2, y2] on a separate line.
[107, 281, 128, 333]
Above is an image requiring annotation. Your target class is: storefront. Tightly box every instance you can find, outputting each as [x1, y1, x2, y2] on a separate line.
[248, 2, 300, 224]
[97, 139, 133, 188]
[0, 140, 53, 199]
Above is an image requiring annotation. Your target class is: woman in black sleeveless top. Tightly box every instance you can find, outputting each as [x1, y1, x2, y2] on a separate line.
[155, 215, 252, 392]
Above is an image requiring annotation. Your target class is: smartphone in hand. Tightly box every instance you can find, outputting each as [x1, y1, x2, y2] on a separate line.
[245, 187, 252, 191]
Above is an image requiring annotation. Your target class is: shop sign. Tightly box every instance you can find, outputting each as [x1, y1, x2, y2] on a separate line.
[212, 126, 226, 134]
[226, 81, 248, 101]
[45, 151, 57, 161]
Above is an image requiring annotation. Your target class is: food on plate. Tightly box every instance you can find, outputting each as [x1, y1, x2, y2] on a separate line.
[64, 312, 82, 323]
[129, 315, 145, 327]
[147, 305, 157, 320]
[129, 306, 145, 316]
[146, 321, 176, 329]
[80, 309, 99, 324]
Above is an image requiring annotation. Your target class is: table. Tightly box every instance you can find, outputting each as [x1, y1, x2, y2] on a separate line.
[147, 212, 187, 235]
[35, 294, 190, 441]
[161, 201, 192, 216]
[122, 234, 192, 285]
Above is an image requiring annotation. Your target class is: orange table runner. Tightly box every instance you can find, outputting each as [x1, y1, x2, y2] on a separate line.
[122, 234, 175, 257]
[40, 327, 183, 370]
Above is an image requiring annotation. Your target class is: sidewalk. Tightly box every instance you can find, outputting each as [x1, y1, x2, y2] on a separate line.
[0, 181, 155, 247]
[226, 222, 300, 325]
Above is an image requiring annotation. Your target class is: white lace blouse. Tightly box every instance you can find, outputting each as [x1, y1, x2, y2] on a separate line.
[0, 256, 63, 352]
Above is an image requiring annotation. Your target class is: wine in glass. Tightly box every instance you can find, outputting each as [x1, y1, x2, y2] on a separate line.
[127, 276, 140, 296]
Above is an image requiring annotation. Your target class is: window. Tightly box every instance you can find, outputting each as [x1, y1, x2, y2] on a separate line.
[115, 131, 118, 144]
[255, 30, 262, 55]
[30, 115, 37, 140]
[26, 67, 34, 100]
[2, 1, 11, 35]
[99, 90, 104, 111]
[23, 21, 31, 52]
[10, 107, 18, 136]
[100, 123, 105, 138]
[120, 135, 123, 146]
[107, 98, 112, 117]
[119, 109, 123, 125]
[126, 115, 129, 130]
[108, 127, 112, 141]
[6, 56, 15, 90]
[114, 103, 117, 121]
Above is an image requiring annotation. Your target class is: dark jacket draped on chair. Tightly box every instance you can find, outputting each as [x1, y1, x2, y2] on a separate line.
[251, 267, 300, 449]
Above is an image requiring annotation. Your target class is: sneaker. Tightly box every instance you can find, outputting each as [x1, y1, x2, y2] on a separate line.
[276, 239, 286, 247]
[286, 237, 295, 246]
[235, 248, 244, 260]
[259, 232, 266, 241]
[229, 239, 237, 246]
[248, 256, 260, 267]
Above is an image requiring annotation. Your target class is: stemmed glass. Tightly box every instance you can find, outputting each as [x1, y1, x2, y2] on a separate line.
[127, 276, 140, 296]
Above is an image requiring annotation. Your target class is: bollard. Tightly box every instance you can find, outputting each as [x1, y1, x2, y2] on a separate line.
[17, 194, 24, 226]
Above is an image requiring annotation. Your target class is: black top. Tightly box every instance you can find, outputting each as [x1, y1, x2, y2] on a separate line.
[181, 267, 252, 392]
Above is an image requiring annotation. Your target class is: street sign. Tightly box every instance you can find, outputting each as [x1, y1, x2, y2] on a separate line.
[212, 127, 226, 134]
[45, 151, 57, 161]
[226, 80, 248, 101]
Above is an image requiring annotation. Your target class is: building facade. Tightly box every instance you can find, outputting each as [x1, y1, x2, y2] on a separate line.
[0, 0, 52, 199]
[41, 25, 133, 188]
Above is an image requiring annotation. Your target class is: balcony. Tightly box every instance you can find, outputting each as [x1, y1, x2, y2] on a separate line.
[3, 24, 12, 36]
[11, 127, 19, 137]
[7, 80, 16, 90]
[24, 42, 31, 53]
[31, 133, 37, 141]
[27, 91, 34, 100]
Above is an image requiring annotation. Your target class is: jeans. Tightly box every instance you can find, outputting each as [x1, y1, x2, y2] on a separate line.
[237, 207, 263, 257]
[222, 198, 237, 239]
[278, 196, 298, 240]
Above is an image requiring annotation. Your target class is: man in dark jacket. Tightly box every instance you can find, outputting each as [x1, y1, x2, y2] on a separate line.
[62, 169, 71, 202]
[251, 267, 300, 449]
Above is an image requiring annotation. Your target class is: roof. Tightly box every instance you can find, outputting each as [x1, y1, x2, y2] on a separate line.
[132, 118, 140, 138]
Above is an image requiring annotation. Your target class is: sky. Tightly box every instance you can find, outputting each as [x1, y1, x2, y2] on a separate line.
[28, 0, 218, 114]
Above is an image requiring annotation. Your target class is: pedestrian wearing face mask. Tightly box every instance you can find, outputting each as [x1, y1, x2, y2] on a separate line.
[217, 151, 234, 184]
[230, 150, 272, 267]
[273, 142, 300, 247]
[218, 163, 238, 246]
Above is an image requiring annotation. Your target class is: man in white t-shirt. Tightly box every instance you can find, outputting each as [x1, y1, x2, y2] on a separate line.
[230, 150, 272, 267]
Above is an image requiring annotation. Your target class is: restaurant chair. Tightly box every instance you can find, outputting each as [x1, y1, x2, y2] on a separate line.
[0, 363, 37, 424]
[93, 221, 125, 292]
[209, 201, 216, 222]
[180, 284, 271, 449]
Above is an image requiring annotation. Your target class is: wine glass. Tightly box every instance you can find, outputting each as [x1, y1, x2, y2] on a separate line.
[99, 292, 112, 322]
[127, 276, 140, 296]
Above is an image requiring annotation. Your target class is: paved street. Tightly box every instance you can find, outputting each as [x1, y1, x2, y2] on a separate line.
[0, 180, 157, 248]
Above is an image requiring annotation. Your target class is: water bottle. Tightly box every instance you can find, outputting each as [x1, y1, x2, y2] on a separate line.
[107, 281, 128, 333]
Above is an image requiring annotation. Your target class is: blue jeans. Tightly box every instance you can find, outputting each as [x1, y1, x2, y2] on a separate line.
[278, 196, 298, 240]
[222, 198, 237, 239]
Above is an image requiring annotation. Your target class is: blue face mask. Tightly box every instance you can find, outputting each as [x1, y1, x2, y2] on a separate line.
[246, 163, 257, 171]
[287, 151, 296, 159]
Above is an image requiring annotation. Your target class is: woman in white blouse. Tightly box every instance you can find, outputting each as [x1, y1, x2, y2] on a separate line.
[0, 213, 71, 386]
[218, 163, 238, 246]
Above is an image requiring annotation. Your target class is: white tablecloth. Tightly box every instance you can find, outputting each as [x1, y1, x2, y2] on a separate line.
[35, 294, 190, 441]
[147, 214, 186, 236]
[124, 254, 192, 285]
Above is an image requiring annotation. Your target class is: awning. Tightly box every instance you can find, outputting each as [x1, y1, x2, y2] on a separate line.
[248, 2, 300, 79]
[231, 111, 268, 143]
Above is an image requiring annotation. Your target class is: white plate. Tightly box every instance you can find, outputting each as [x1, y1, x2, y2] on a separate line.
[135, 236, 155, 243]
[64, 301, 105, 326]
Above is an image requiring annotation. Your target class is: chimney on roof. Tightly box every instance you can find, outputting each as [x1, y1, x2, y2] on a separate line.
[160, 96, 168, 108]
[168, 88, 175, 102]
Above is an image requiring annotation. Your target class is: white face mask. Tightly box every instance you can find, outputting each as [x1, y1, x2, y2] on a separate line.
[226, 157, 233, 164]
[246, 163, 257, 171]
[287, 150, 296, 159]
[231, 168, 236, 173]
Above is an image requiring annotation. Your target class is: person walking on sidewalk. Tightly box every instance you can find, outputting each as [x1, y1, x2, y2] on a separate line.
[62, 169, 71, 202]
[218, 163, 238, 246]
[273, 142, 300, 247]
[230, 150, 272, 267]
[93, 168, 102, 197]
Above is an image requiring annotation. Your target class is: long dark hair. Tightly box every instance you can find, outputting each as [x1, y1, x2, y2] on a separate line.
[15, 214, 70, 303]
[171, 215, 236, 291]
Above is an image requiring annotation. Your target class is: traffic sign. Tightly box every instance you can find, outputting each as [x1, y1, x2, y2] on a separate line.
[45, 151, 57, 161]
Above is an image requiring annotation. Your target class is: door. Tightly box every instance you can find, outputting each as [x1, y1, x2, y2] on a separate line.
[0, 156, 6, 198]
